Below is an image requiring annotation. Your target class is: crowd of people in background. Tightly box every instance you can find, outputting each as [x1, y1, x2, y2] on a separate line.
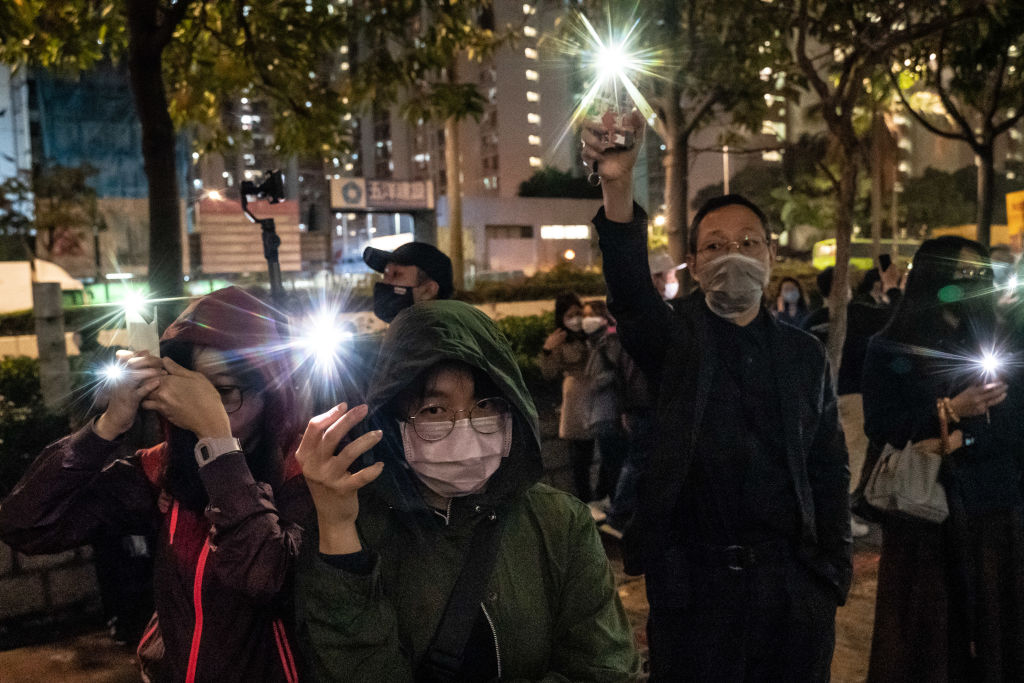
[1, 110, 1023, 682]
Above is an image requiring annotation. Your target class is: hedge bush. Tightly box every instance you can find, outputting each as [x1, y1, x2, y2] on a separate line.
[0, 357, 72, 497]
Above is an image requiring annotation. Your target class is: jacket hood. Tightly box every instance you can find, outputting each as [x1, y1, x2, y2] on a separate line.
[365, 300, 542, 510]
[158, 286, 302, 479]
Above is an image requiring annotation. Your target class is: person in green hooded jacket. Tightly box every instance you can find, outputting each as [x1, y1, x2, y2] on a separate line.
[293, 299, 640, 681]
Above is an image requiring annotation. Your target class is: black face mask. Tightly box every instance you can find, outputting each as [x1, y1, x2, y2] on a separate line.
[374, 282, 416, 323]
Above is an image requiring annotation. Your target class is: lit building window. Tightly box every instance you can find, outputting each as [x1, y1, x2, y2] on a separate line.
[528, 135, 541, 146]
[524, 26, 537, 37]
[526, 91, 540, 102]
[527, 113, 541, 125]
[524, 48, 538, 60]
[761, 150, 782, 162]
[541, 225, 590, 239]
[525, 69, 539, 81]
[529, 156, 543, 168]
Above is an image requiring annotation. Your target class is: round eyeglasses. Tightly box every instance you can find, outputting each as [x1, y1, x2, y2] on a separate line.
[214, 385, 244, 414]
[406, 397, 510, 441]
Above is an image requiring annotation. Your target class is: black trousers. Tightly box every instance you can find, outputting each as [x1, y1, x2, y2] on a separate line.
[645, 544, 838, 682]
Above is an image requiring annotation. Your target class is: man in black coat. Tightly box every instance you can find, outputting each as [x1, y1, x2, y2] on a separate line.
[583, 116, 851, 681]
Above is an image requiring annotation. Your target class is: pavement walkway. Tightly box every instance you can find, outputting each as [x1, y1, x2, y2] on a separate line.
[0, 529, 881, 682]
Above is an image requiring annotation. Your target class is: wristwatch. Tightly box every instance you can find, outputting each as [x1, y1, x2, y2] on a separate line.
[194, 437, 242, 467]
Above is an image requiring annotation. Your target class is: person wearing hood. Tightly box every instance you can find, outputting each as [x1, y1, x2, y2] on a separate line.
[294, 300, 640, 681]
[583, 114, 851, 680]
[0, 287, 312, 682]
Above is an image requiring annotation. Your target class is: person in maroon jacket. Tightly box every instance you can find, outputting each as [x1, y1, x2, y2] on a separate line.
[0, 286, 313, 683]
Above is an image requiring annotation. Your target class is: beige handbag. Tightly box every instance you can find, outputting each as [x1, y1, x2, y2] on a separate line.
[864, 399, 951, 524]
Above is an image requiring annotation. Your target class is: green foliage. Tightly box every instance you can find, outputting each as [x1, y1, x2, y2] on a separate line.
[518, 167, 603, 199]
[459, 262, 606, 303]
[0, 357, 45, 406]
[0, 357, 69, 497]
[0, 0, 357, 160]
[902, 162, 1024, 231]
[495, 312, 554, 363]
[692, 162, 788, 229]
[493, 312, 560, 411]
[902, 167, 976, 231]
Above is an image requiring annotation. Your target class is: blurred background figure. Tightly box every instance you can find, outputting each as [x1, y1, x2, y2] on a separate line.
[773, 277, 810, 327]
[580, 299, 628, 522]
[805, 261, 904, 539]
[649, 249, 682, 300]
[540, 293, 597, 511]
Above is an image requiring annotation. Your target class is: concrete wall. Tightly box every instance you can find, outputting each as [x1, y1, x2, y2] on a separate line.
[0, 542, 100, 621]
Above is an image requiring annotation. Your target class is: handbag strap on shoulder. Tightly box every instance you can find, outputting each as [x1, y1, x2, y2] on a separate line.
[418, 507, 507, 682]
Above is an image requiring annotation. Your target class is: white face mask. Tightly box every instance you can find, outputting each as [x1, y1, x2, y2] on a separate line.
[563, 316, 582, 332]
[581, 316, 606, 335]
[699, 253, 769, 320]
[663, 280, 679, 300]
[401, 417, 512, 498]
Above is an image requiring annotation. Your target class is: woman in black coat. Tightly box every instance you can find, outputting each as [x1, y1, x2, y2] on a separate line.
[862, 236, 1024, 682]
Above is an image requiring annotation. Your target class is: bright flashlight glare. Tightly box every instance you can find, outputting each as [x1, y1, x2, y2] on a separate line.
[122, 290, 148, 318]
[1009, 274, 1019, 290]
[100, 363, 125, 383]
[977, 350, 1003, 378]
[299, 311, 353, 366]
[552, 11, 665, 152]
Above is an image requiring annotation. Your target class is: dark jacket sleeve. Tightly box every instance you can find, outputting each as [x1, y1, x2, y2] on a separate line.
[593, 204, 672, 385]
[803, 361, 853, 604]
[297, 551, 414, 682]
[200, 453, 312, 602]
[0, 423, 156, 553]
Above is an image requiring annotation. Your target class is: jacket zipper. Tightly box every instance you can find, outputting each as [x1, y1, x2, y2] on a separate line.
[185, 538, 212, 683]
[432, 498, 453, 526]
[481, 602, 502, 680]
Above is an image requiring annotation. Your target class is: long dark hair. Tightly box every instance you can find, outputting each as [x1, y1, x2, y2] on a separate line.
[880, 235, 994, 347]
[554, 292, 583, 331]
[776, 277, 808, 313]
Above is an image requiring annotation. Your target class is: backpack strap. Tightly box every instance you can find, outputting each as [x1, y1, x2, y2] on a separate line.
[418, 507, 507, 681]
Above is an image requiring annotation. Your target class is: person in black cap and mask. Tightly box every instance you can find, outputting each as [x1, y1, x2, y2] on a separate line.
[317, 242, 455, 411]
[364, 242, 455, 323]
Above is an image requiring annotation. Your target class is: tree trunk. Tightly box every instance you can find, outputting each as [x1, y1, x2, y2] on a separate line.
[126, 0, 183, 304]
[870, 111, 883, 261]
[827, 146, 858, 383]
[444, 115, 464, 291]
[976, 144, 995, 247]
[32, 282, 71, 413]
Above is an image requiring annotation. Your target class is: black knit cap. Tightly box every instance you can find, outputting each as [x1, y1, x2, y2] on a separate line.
[363, 242, 454, 299]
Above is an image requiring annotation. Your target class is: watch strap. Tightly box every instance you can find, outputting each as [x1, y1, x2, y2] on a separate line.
[194, 437, 242, 467]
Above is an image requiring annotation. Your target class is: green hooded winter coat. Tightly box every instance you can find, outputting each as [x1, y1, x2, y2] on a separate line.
[295, 300, 640, 681]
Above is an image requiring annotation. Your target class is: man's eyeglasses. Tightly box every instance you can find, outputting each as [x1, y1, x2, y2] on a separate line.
[697, 235, 768, 257]
[407, 397, 510, 441]
[214, 385, 245, 414]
